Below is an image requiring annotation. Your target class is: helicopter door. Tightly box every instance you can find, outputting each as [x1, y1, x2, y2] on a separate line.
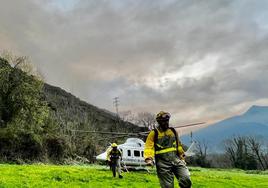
[124, 149, 134, 165]
[127, 149, 131, 157]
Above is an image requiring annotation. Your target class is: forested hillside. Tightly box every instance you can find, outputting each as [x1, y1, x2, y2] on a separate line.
[0, 57, 146, 164]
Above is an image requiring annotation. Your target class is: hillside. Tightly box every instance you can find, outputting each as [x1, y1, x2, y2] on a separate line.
[0, 57, 146, 163]
[181, 105, 268, 153]
[43, 83, 144, 134]
[43, 83, 147, 152]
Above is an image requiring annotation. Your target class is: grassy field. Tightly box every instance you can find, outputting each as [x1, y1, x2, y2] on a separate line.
[0, 164, 268, 188]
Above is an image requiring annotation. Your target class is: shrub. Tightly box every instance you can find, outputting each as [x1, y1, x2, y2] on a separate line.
[44, 136, 69, 162]
[0, 129, 17, 161]
[17, 132, 43, 161]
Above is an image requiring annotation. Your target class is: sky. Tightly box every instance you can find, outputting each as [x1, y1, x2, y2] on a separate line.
[1, 0, 268, 126]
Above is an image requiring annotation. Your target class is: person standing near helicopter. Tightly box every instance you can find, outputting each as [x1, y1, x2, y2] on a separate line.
[106, 143, 123, 178]
[144, 111, 192, 188]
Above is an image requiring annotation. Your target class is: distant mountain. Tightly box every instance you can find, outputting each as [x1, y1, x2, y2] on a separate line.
[181, 105, 268, 153]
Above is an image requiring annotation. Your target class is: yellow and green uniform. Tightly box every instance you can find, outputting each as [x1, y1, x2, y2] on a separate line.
[144, 128, 185, 160]
[144, 128, 191, 188]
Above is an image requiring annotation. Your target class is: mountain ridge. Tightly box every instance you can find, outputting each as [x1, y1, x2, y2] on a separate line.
[181, 105, 268, 153]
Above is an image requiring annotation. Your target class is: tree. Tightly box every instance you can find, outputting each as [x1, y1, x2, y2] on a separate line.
[0, 57, 49, 132]
[135, 112, 156, 130]
[224, 136, 258, 170]
[0, 56, 52, 162]
[119, 110, 134, 123]
[1, 50, 43, 79]
[247, 136, 266, 170]
[187, 140, 211, 167]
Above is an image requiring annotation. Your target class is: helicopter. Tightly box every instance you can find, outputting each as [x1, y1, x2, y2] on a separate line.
[95, 136, 199, 170]
[86, 122, 206, 169]
[96, 137, 146, 169]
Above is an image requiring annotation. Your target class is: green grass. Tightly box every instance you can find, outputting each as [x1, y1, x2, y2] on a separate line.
[0, 164, 267, 188]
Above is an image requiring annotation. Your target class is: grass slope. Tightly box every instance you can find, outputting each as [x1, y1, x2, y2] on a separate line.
[0, 164, 267, 188]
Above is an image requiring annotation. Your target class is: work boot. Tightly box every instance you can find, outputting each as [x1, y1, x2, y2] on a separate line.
[119, 175, 123, 179]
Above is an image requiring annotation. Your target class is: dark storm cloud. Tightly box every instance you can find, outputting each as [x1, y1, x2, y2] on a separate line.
[1, 0, 268, 124]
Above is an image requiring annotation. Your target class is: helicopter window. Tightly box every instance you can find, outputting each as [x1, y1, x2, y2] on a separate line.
[134, 150, 140, 157]
[127, 150, 131, 156]
[141, 151, 144, 157]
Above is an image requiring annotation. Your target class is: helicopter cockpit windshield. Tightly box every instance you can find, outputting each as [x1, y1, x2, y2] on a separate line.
[125, 138, 144, 147]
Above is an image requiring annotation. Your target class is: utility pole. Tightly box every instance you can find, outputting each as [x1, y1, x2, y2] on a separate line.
[113, 97, 119, 116]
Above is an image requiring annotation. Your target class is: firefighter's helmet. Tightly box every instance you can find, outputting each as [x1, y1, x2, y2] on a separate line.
[111, 143, 118, 147]
[156, 111, 171, 122]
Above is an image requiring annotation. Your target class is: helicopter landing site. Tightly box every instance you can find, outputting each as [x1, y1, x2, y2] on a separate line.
[0, 164, 267, 188]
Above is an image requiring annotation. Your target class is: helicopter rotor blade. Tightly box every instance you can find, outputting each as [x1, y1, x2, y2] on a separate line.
[138, 122, 206, 134]
[172, 122, 206, 129]
[68, 122, 206, 136]
[96, 134, 132, 141]
[68, 129, 137, 136]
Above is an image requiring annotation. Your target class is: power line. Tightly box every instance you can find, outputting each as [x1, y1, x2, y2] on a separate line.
[113, 97, 119, 116]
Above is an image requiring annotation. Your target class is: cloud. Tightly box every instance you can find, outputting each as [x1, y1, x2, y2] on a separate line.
[1, 0, 268, 124]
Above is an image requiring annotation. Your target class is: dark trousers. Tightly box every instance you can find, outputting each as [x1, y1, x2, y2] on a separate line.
[156, 158, 191, 188]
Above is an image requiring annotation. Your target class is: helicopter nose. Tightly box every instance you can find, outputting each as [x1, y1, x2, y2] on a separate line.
[96, 152, 106, 161]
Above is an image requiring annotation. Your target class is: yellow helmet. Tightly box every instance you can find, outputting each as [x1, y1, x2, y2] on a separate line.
[111, 143, 117, 147]
[156, 111, 171, 121]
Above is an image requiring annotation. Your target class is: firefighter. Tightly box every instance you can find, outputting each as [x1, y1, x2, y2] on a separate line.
[106, 143, 123, 178]
[144, 111, 192, 188]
